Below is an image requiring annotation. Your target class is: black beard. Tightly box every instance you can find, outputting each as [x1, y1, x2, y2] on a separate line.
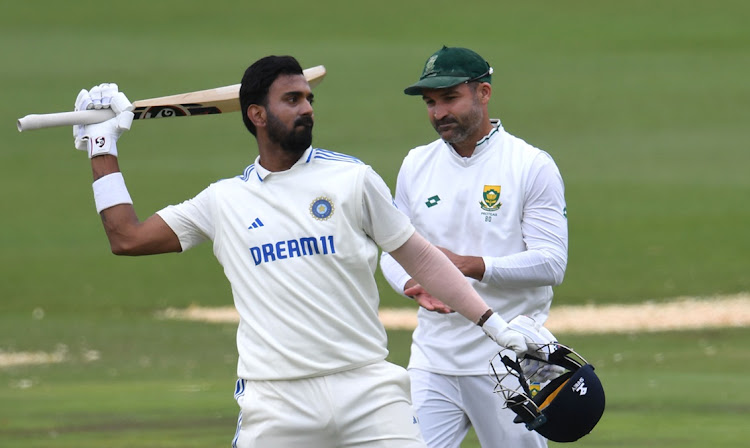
[266, 111, 313, 155]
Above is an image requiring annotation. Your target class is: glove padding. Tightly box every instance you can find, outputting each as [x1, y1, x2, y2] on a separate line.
[507, 315, 566, 382]
[483, 314, 565, 382]
[73, 83, 134, 158]
[506, 315, 556, 354]
[481, 313, 529, 355]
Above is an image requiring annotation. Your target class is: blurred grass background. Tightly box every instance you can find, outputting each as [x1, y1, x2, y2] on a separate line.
[1, 1, 749, 446]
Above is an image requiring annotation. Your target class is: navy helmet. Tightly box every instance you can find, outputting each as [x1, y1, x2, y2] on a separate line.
[490, 343, 606, 443]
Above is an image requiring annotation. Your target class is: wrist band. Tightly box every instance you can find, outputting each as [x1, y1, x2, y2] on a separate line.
[92, 172, 132, 213]
[477, 308, 494, 326]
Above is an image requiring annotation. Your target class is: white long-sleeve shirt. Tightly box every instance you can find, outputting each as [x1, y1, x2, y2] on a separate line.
[380, 122, 568, 375]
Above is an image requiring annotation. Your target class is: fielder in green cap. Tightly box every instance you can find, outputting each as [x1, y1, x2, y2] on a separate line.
[404, 46, 493, 95]
[381, 47, 569, 448]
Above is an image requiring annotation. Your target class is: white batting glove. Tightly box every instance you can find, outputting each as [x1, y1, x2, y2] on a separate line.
[506, 315, 557, 355]
[483, 313, 557, 356]
[73, 83, 134, 158]
[481, 313, 529, 355]
[506, 315, 566, 382]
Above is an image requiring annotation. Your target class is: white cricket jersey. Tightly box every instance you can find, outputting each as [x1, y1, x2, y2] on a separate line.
[380, 123, 568, 375]
[157, 147, 414, 380]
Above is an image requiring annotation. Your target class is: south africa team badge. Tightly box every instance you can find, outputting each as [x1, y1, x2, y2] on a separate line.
[480, 185, 502, 212]
[310, 197, 334, 220]
[529, 382, 541, 398]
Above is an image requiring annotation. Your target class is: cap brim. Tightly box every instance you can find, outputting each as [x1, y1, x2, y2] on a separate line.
[403, 76, 471, 95]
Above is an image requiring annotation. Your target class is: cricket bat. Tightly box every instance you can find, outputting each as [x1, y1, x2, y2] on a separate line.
[17, 65, 326, 132]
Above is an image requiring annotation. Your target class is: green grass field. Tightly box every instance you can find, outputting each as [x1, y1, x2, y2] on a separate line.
[2, 1, 749, 446]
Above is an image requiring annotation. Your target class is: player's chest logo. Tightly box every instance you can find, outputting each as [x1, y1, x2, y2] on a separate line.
[424, 195, 441, 208]
[479, 185, 502, 212]
[310, 196, 335, 220]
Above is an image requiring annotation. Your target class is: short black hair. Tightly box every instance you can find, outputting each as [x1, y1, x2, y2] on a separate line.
[239, 55, 304, 135]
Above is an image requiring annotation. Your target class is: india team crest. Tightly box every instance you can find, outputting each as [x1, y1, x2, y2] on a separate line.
[310, 197, 334, 220]
[479, 185, 502, 212]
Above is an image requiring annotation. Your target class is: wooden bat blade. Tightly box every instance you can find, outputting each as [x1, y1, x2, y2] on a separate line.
[127, 64, 326, 120]
[131, 83, 240, 120]
[17, 65, 326, 132]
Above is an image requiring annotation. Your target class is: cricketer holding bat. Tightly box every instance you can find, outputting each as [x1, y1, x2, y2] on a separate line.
[380, 47, 569, 448]
[73, 55, 556, 447]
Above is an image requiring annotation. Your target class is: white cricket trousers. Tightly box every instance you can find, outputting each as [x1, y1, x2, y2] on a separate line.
[232, 360, 426, 448]
[409, 368, 547, 448]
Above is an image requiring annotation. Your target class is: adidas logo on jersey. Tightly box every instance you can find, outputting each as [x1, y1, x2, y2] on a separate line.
[248, 218, 264, 229]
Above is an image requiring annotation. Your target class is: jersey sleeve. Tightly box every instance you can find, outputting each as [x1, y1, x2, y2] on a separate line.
[379, 156, 415, 296]
[361, 166, 414, 253]
[155, 185, 215, 252]
[482, 152, 568, 287]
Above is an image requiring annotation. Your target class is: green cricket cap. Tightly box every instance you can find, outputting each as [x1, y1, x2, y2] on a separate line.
[404, 46, 493, 95]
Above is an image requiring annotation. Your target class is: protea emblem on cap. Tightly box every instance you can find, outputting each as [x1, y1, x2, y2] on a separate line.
[480, 185, 502, 211]
[423, 55, 438, 77]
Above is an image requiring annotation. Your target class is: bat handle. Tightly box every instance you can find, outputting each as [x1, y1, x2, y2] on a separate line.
[17, 109, 115, 132]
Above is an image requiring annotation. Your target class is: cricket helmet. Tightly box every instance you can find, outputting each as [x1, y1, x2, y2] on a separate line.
[490, 343, 605, 443]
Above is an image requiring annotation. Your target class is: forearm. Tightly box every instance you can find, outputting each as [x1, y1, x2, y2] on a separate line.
[389, 232, 489, 323]
[90, 155, 135, 253]
[90, 156, 180, 255]
[482, 249, 567, 287]
[91, 154, 121, 180]
[439, 249, 485, 280]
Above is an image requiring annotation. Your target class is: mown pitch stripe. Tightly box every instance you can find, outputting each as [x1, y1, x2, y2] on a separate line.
[5, 294, 749, 368]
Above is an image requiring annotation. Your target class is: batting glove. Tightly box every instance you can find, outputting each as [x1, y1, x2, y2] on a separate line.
[73, 83, 134, 158]
[482, 313, 529, 355]
[506, 315, 566, 382]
